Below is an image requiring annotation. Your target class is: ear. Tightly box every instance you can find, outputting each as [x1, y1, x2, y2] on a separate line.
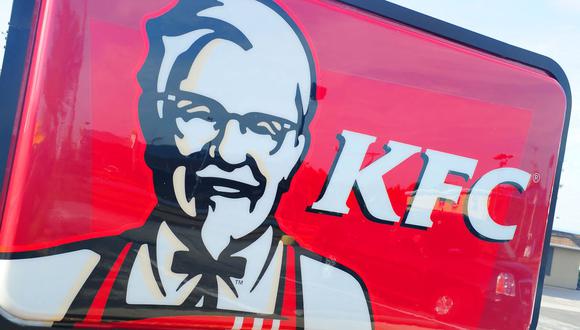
[284, 134, 306, 180]
[295, 134, 306, 157]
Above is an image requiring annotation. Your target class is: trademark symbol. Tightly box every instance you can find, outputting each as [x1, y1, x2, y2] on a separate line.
[532, 172, 541, 184]
[235, 279, 244, 285]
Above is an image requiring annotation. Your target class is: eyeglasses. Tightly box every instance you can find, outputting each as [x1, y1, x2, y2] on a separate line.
[161, 90, 300, 146]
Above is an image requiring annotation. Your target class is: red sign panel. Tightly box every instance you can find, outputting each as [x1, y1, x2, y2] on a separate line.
[0, 0, 570, 329]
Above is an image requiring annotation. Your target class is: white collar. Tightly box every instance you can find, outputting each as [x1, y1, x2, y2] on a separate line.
[126, 221, 283, 313]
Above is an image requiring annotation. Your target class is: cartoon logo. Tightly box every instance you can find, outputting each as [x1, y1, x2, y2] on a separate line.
[0, 1, 372, 329]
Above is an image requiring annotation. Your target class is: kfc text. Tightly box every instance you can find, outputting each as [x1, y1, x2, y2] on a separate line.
[310, 130, 532, 242]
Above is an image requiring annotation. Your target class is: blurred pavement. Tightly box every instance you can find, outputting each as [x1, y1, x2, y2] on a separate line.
[538, 286, 580, 330]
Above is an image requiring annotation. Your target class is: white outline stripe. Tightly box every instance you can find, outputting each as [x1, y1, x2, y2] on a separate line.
[232, 316, 244, 330]
[252, 318, 264, 330]
[271, 319, 281, 330]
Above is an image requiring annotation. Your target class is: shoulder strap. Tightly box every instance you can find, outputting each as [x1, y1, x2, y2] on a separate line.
[81, 242, 133, 324]
[279, 245, 304, 330]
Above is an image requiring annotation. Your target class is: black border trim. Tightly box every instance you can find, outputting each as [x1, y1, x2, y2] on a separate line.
[0, 1, 571, 329]
[0, 0, 39, 221]
[335, 1, 572, 329]
[0, 1, 41, 329]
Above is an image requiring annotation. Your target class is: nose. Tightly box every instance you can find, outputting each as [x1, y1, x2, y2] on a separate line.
[215, 120, 248, 164]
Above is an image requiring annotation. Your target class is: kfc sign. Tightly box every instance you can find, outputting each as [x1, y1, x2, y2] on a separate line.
[310, 130, 532, 242]
[0, 0, 570, 329]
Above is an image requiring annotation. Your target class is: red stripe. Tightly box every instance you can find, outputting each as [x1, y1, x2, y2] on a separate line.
[83, 242, 133, 323]
[279, 245, 297, 330]
[242, 316, 254, 330]
[80, 315, 238, 329]
[262, 318, 273, 329]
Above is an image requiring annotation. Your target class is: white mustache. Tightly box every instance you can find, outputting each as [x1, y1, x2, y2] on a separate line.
[196, 164, 260, 187]
[173, 166, 197, 217]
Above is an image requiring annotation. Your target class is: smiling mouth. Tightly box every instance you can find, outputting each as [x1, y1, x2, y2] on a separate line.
[196, 165, 260, 187]
[202, 177, 260, 199]
[213, 186, 240, 194]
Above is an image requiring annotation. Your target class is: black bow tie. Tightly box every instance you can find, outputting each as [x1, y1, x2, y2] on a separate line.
[143, 206, 283, 310]
[171, 236, 249, 309]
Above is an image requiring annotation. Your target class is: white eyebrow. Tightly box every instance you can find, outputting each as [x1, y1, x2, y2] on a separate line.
[186, 105, 210, 114]
[257, 122, 276, 135]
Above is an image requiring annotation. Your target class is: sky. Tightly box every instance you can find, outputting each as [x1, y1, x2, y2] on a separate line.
[0, 0, 578, 234]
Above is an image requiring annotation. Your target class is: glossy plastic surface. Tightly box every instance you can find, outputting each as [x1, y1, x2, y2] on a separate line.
[0, 0, 568, 329]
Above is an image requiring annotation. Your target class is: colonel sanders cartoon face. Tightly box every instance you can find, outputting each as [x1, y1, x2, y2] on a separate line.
[0, 2, 376, 327]
[139, 0, 316, 259]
